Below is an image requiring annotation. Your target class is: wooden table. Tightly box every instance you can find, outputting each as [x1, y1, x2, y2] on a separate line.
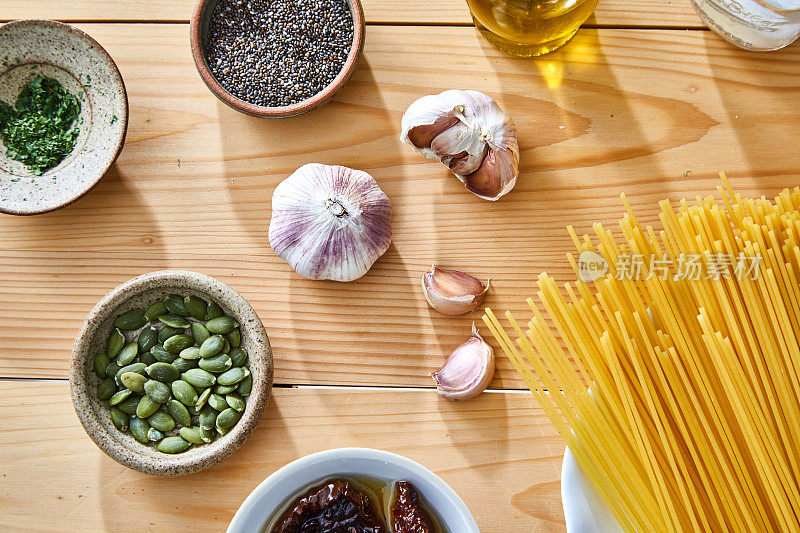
[1, 1, 798, 531]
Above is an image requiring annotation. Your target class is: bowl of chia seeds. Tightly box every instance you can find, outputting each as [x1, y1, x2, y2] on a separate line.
[190, 0, 365, 118]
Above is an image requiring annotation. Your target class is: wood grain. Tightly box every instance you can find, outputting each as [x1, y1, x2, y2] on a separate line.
[0, 24, 798, 385]
[0, 382, 565, 532]
[2, 0, 702, 28]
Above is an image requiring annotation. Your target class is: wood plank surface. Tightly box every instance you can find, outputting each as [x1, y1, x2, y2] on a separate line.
[2, 0, 702, 28]
[1, 24, 799, 385]
[0, 382, 565, 532]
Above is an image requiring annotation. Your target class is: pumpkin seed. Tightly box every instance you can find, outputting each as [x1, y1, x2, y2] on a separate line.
[144, 379, 171, 403]
[229, 347, 247, 367]
[205, 316, 239, 334]
[107, 328, 125, 357]
[207, 393, 228, 411]
[179, 346, 201, 360]
[146, 362, 180, 382]
[164, 334, 194, 353]
[217, 366, 249, 386]
[158, 436, 191, 453]
[140, 351, 156, 366]
[98, 378, 116, 400]
[184, 295, 207, 320]
[158, 315, 190, 329]
[136, 396, 161, 418]
[110, 407, 129, 431]
[226, 393, 246, 412]
[148, 411, 175, 432]
[172, 357, 198, 372]
[215, 408, 241, 435]
[144, 301, 168, 322]
[130, 416, 149, 443]
[195, 387, 212, 410]
[115, 362, 146, 386]
[165, 294, 190, 316]
[121, 372, 147, 393]
[167, 399, 191, 427]
[151, 344, 177, 363]
[137, 326, 158, 352]
[117, 394, 141, 415]
[94, 354, 110, 378]
[187, 403, 201, 416]
[199, 405, 217, 430]
[206, 301, 223, 320]
[190, 322, 211, 345]
[179, 426, 204, 444]
[171, 380, 198, 406]
[200, 426, 214, 443]
[237, 375, 252, 396]
[227, 328, 241, 349]
[115, 309, 146, 330]
[199, 353, 232, 373]
[221, 338, 231, 355]
[199, 335, 225, 358]
[182, 368, 216, 388]
[215, 384, 237, 395]
[105, 361, 121, 380]
[147, 427, 164, 441]
[116, 342, 139, 366]
[157, 325, 181, 343]
[109, 389, 132, 406]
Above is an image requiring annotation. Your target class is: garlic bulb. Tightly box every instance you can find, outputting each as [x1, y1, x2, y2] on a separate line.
[431, 324, 495, 400]
[268, 163, 392, 282]
[422, 266, 490, 315]
[400, 89, 519, 201]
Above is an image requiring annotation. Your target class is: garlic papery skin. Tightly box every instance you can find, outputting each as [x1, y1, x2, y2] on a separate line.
[422, 266, 490, 315]
[431, 324, 495, 401]
[268, 163, 392, 282]
[400, 89, 519, 201]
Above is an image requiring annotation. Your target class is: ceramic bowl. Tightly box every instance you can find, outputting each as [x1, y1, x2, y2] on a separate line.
[189, 0, 365, 118]
[0, 19, 127, 215]
[228, 448, 479, 532]
[561, 447, 624, 533]
[70, 270, 273, 476]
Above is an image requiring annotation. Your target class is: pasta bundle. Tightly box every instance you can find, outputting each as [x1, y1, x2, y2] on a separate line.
[484, 173, 800, 532]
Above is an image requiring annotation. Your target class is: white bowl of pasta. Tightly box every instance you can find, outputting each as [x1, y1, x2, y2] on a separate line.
[561, 447, 624, 533]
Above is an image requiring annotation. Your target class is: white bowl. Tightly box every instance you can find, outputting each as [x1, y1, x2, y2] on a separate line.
[228, 448, 478, 532]
[561, 447, 624, 533]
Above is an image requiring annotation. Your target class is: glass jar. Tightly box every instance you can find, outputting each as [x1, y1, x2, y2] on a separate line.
[690, 0, 800, 50]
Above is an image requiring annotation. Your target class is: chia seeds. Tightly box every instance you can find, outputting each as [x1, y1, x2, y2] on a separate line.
[205, 0, 355, 108]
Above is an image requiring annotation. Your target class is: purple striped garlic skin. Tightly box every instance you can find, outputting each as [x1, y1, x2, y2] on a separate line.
[400, 89, 519, 201]
[268, 163, 392, 282]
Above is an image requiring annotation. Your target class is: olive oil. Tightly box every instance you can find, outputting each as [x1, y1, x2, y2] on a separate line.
[466, 0, 599, 56]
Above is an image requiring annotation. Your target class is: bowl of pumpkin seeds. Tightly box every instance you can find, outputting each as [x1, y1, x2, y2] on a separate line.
[70, 270, 273, 476]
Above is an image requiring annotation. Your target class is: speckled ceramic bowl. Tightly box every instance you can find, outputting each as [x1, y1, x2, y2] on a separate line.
[0, 19, 127, 215]
[70, 270, 273, 476]
[189, 0, 365, 118]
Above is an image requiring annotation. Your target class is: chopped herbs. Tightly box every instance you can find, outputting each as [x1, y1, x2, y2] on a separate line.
[0, 76, 81, 175]
[110, 114, 118, 124]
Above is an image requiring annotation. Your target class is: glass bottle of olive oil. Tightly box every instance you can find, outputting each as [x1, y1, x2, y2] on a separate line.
[466, 0, 599, 56]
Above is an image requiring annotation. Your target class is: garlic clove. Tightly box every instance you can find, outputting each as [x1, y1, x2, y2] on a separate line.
[431, 323, 495, 400]
[268, 163, 392, 282]
[400, 89, 519, 201]
[462, 146, 518, 201]
[422, 266, 490, 315]
[406, 115, 459, 149]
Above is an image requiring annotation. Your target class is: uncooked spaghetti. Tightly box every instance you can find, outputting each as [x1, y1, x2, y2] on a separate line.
[484, 173, 800, 532]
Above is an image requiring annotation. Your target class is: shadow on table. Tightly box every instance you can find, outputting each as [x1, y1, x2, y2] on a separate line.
[704, 32, 800, 193]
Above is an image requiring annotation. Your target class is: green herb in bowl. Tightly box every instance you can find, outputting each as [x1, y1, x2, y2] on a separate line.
[0, 76, 81, 175]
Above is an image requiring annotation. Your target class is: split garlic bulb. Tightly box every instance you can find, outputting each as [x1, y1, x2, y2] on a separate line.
[400, 89, 519, 201]
[268, 163, 392, 282]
